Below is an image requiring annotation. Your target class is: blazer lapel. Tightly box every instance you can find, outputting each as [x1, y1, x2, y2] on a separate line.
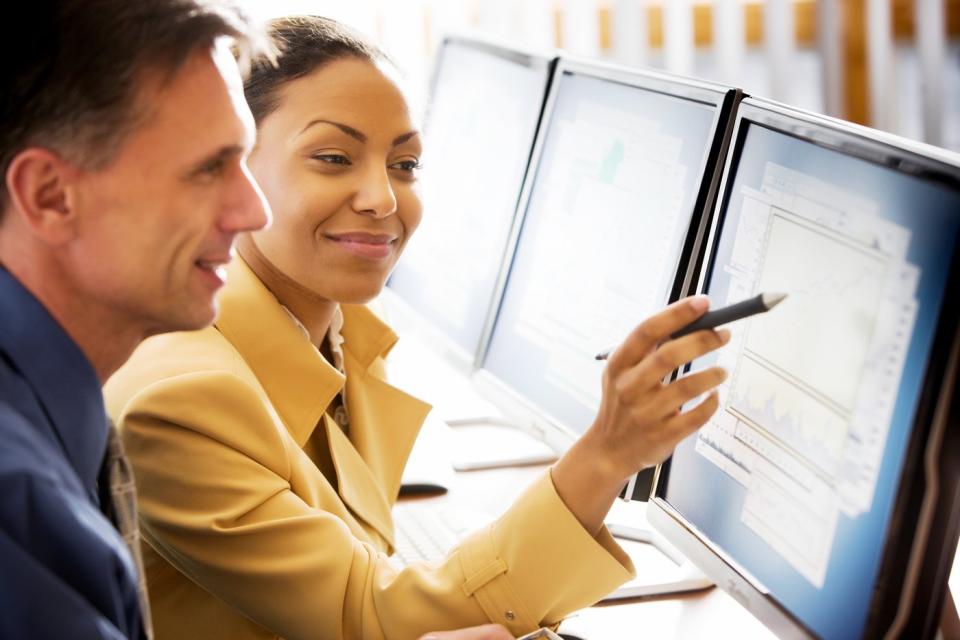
[215, 261, 432, 548]
[324, 370, 432, 550]
[214, 259, 340, 447]
[344, 368, 432, 507]
[340, 305, 432, 506]
[323, 415, 396, 548]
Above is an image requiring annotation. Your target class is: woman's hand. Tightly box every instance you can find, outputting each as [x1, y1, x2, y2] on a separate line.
[552, 296, 730, 535]
[418, 623, 514, 640]
[587, 295, 729, 477]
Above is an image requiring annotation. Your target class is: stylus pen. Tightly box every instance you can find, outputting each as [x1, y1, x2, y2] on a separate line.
[594, 292, 788, 361]
[615, 291, 786, 502]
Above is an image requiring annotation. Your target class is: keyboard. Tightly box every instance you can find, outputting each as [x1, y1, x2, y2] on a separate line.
[390, 502, 493, 568]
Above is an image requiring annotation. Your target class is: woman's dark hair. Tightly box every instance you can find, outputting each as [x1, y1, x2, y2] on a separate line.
[244, 15, 392, 126]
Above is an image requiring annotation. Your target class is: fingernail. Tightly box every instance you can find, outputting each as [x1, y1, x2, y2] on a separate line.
[690, 295, 709, 312]
[717, 328, 732, 342]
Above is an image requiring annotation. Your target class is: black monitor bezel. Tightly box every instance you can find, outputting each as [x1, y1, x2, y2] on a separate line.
[648, 97, 960, 639]
[474, 55, 742, 444]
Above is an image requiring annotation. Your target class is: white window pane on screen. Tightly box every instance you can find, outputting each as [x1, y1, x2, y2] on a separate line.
[240, 0, 377, 36]
[473, 0, 554, 50]
[377, 0, 431, 98]
[947, 43, 960, 152]
[867, 0, 898, 133]
[817, 0, 844, 118]
[516, 0, 556, 50]
[894, 45, 925, 142]
[714, 0, 746, 86]
[424, 0, 473, 39]
[559, 0, 601, 57]
[663, 0, 694, 75]
[320, 1, 379, 38]
[474, 0, 516, 42]
[241, 0, 316, 22]
[915, 0, 947, 146]
[790, 50, 826, 114]
[610, 0, 649, 67]
[764, 0, 795, 103]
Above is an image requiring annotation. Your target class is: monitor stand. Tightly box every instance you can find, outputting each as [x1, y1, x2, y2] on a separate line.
[601, 500, 714, 601]
[444, 417, 559, 471]
[401, 413, 556, 491]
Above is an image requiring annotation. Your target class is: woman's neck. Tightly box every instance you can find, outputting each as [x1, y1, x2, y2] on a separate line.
[238, 237, 336, 348]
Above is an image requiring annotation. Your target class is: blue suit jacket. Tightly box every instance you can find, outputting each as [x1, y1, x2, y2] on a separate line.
[0, 267, 144, 639]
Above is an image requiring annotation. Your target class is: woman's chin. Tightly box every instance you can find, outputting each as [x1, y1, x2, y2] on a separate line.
[328, 281, 386, 306]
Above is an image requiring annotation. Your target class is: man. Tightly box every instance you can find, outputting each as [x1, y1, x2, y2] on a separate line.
[0, 1, 270, 637]
[0, 4, 519, 639]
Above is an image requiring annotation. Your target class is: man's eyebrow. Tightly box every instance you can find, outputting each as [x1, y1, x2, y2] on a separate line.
[183, 145, 245, 178]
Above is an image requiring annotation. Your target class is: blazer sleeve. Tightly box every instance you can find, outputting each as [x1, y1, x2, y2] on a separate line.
[119, 371, 634, 640]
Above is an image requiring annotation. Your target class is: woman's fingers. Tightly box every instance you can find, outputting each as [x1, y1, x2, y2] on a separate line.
[606, 296, 710, 373]
[644, 367, 728, 422]
[630, 328, 731, 391]
[587, 299, 733, 478]
[611, 329, 730, 405]
[664, 390, 721, 443]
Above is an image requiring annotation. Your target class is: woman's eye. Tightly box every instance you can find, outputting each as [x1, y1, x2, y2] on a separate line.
[313, 154, 351, 166]
[391, 159, 422, 173]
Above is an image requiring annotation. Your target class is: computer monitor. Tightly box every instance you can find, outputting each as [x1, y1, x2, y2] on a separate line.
[648, 98, 960, 639]
[476, 57, 741, 453]
[386, 36, 554, 365]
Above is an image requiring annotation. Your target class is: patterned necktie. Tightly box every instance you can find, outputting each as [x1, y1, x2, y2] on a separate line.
[103, 423, 154, 640]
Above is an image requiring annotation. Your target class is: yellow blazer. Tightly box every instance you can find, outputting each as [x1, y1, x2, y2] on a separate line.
[104, 258, 633, 640]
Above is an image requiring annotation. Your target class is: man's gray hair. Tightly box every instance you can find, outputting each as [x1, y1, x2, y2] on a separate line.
[0, 0, 275, 217]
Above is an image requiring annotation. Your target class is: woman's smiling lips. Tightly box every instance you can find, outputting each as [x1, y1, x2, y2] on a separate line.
[324, 231, 397, 260]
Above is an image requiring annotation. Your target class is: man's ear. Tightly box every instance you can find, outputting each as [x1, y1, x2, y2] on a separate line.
[4, 147, 81, 245]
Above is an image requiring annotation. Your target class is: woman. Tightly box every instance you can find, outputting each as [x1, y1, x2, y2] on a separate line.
[105, 16, 729, 640]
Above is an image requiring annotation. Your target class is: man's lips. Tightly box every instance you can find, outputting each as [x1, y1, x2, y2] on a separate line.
[195, 251, 233, 270]
[194, 252, 234, 287]
[195, 259, 229, 270]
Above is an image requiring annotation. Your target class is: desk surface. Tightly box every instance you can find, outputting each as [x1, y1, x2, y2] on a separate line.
[413, 462, 776, 640]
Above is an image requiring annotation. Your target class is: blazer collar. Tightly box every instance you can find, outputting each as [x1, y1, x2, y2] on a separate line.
[215, 259, 431, 545]
[0, 267, 108, 497]
[214, 258, 400, 447]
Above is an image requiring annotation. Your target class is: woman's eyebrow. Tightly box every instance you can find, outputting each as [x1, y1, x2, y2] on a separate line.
[392, 131, 420, 147]
[299, 119, 366, 142]
[298, 119, 419, 148]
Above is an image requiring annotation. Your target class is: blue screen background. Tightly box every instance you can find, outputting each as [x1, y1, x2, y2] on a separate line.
[664, 123, 960, 639]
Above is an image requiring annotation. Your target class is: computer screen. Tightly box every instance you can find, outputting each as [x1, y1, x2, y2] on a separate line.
[479, 59, 738, 440]
[650, 99, 960, 639]
[387, 37, 553, 360]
